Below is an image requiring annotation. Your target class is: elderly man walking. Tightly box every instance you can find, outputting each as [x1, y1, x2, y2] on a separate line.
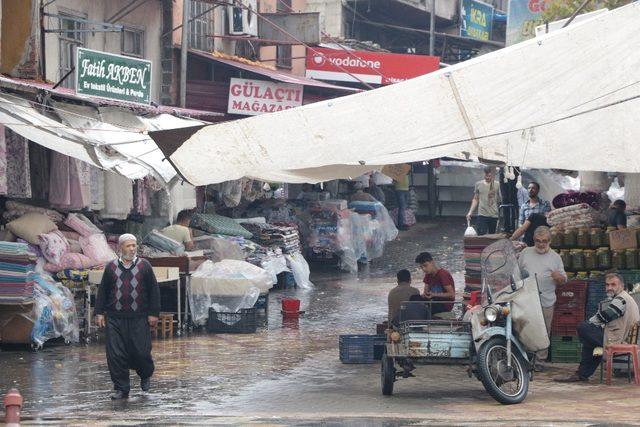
[555, 273, 640, 383]
[518, 226, 567, 370]
[95, 234, 160, 400]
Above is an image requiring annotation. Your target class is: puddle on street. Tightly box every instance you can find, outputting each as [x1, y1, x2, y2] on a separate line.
[0, 220, 467, 420]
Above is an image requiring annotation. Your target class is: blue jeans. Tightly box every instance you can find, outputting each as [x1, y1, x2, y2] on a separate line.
[396, 190, 408, 227]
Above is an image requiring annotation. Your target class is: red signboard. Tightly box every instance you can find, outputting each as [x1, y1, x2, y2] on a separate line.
[305, 47, 440, 85]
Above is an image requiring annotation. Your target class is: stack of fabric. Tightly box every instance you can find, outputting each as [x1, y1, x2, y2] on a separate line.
[241, 222, 301, 254]
[0, 241, 37, 303]
[546, 203, 602, 229]
[463, 235, 503, 292]
[308, 208, 343, 259]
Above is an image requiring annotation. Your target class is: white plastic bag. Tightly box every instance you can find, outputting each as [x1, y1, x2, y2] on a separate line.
[464, 220, 478, 237]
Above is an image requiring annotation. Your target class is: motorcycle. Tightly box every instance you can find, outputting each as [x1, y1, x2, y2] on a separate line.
[382, 239, 549, 404]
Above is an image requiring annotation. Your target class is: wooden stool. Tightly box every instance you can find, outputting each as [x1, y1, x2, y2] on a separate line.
[154, 313, 174, 339]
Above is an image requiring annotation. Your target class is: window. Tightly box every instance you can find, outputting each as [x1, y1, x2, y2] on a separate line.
[58, 13, 87, 89]
[189, 0, 215, 51]
[276, 44, 292, 69]
[277, 0, 292, 12]
[121, 27, 144, 58]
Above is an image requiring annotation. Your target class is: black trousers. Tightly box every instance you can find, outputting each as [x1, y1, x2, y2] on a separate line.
[106, 316, 155, 393]
[577, 321, 604, 379]
[476, 216, 498, 235]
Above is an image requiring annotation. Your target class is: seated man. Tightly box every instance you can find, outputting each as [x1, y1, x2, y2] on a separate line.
[555, 273, 640, 383]
[160, 209, 195, 251]
[415, 252, 455, 317]
[388, 269, 420, 326]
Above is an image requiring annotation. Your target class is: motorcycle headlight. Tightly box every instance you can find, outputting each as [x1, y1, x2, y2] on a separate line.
[484, 305, 499, 323]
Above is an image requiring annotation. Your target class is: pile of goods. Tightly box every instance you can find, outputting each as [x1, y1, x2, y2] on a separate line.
[463, 234, 503, 292]
[0, 242, 36, 303]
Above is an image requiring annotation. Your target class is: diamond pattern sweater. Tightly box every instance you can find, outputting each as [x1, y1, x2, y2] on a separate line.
[95, 258, 160, 318]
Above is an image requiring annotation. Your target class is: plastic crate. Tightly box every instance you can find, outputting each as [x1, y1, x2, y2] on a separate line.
[555, 281, 588, 309]
[206, 307, 258, 333]
[550, 335, 582, 363]
[339, 335, 375, 364]
[552, 307, 585, 327]
[373, 334, 387, 361]
[551, 323, 580, 336]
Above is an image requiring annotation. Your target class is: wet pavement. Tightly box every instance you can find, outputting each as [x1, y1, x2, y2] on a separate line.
[2, 218, 640, 425]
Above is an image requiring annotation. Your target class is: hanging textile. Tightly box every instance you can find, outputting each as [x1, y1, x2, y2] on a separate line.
[29, 141, 50, 201]
[0, 125, 7, 195]
[77, 160, 92, 208]
[90, 167, 105, 211]
[5, 129, 31, 198]
[133, 179, 151, 216]
[49, 153, 90, 209]
[102, 172, 133, 219]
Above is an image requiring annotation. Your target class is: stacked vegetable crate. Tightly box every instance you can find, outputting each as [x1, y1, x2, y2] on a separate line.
[550, 281, 588, 363]
[585, 279, 607, 320]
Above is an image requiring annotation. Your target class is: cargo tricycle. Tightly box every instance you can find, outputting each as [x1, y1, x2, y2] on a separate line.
[382, 240, 549, 404]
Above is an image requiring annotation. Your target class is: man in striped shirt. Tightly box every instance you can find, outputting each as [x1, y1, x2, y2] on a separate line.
[555, 273, 640, 382]
[518, 181, 551, 226]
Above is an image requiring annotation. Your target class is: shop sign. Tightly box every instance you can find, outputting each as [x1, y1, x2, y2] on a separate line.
[76, 48, 152, 105]
[227, 78, 303, 116]
[506, 0, 551, 45]
[305, 48, 439, 85]
[461, 0, 494, 41]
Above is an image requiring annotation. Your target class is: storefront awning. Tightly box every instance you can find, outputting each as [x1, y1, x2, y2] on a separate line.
[188, 50, 360, 93]
[150, 4, 640, 184]
[0, 77, 212, 184]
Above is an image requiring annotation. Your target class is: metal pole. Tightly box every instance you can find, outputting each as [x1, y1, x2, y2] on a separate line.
[180, 0, 190, 108]
[429, 0, 435, 55]
[562, 0, 592, 28]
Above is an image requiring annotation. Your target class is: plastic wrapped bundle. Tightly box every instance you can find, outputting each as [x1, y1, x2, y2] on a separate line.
[189, 260, 272, 325]
[546, 203, 602, 228]
[142, 230, 185, 255]
[31, 273, 79, 347]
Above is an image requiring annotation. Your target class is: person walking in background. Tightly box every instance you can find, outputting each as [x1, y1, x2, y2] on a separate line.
[518, 181, 551, 226]
[394, 174, 410, 231]
[95, 234, 161, 400]
[466, 166, 501, 235]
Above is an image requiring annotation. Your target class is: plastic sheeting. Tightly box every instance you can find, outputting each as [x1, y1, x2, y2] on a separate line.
[151, 3, 640, 185]
[285, 252, 313, 289]
[31, 273, 79, 347]
[189, 260, 272, 326]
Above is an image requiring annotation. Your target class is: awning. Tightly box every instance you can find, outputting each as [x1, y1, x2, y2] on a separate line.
[150, 4, 640, 185]
[188, 50, 360, 93]
[0, 78, 211, 184]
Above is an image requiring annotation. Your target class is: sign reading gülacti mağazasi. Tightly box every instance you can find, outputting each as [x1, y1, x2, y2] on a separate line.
[76, 48, 152, 105]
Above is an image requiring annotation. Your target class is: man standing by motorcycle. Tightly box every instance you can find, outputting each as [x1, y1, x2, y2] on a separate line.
[517, 226, 567, 371]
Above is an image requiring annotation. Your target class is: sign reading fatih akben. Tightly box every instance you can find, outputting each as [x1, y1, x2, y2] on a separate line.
[76, 48, 152, 105]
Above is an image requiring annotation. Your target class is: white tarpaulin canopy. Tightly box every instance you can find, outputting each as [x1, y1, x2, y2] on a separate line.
[0, 90, 206, 184]
[151, 3, 640, 185]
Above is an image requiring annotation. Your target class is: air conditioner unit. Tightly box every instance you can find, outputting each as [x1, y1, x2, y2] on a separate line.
[227, 0, 258, 37]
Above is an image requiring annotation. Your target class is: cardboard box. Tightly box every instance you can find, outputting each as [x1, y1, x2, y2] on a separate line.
[609, 228, 638, 251]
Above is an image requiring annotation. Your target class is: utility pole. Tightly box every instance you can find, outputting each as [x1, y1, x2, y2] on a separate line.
[427, 0, 437, 218]
[179, 0, 190, 108]
[429, 0, 435, 56]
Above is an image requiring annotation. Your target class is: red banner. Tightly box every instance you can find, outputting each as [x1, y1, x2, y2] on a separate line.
[305, 47, 440, 85]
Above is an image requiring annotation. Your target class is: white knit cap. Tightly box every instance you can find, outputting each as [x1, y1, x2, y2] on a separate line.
[118, 233, 137, 246]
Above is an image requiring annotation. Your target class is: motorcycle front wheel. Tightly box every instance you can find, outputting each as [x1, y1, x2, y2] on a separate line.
[477, 336, 529, 405]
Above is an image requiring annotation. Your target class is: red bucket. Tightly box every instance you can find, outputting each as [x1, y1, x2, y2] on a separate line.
[282, 298, 301, 315]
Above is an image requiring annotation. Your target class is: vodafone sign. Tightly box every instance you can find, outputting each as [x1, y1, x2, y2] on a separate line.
[305, 47, 439, 85]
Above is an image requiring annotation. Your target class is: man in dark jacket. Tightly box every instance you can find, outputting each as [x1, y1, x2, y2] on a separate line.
[95, 233, 160, 400]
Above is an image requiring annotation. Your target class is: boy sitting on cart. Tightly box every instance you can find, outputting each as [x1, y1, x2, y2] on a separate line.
[415, 252, 456, 318]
